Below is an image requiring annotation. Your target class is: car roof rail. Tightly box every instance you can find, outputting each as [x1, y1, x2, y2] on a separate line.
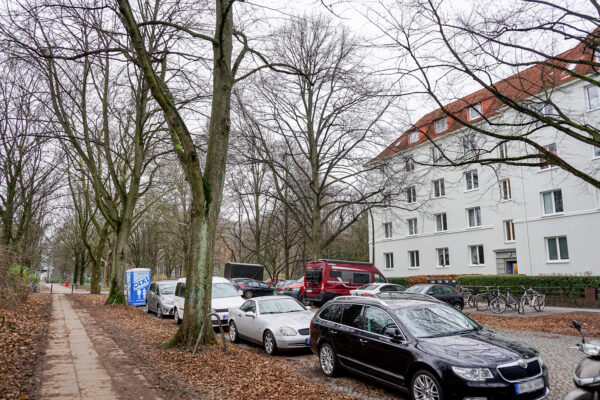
[335, 295, 389, 307]
[375, 292, 440, 302]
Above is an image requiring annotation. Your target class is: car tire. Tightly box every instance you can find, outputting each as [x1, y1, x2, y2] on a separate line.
[156, 305, 162, 319]
[263, 330, 277, 355]
[229, 321, 239, 343]
[319, 343, 339, 377]
[301, 295, 311, 307]
[244, 290, 253, 299]
[411, 370, 444, 400]
[144, 303, 150, 313]
[173, 308, 182, 325]
[453, 302, 463, 311]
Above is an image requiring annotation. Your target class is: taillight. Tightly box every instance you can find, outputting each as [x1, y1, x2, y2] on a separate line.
[361, 292, 372, 296]
[320, 281, 324, 291]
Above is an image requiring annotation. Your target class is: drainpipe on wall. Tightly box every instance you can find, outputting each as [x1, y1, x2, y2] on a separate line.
[368, 208, 375, 264]
[519, 164, 534, 275]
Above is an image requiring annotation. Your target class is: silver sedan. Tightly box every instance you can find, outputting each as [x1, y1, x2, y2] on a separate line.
[228, 296, 314, 355]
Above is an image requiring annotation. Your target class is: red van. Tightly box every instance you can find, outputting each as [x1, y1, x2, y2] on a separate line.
[304, 259, 387, 304]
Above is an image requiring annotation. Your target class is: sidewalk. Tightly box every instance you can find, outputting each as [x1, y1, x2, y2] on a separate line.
[467, 305, 600, 317]
[41, 295, 161, 399]
[40, 282, 109, 295]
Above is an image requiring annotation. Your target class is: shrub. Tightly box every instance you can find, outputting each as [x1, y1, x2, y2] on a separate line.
[457, 274, 600, 297]
[388, 274, 471, 288]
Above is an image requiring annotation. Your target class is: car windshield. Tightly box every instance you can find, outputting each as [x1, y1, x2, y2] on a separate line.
[259, 298, 305, 314]
[212, 283, 240, 299]
[159, 283, 176, 295]
[394, 304, 479, 338]
[358, 284, 377, 290]
[405, 285, 426, 294]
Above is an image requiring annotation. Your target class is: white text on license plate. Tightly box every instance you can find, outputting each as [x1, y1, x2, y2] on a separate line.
[515, 377, 544, 394]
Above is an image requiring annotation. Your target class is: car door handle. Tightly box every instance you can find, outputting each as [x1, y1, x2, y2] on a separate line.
[330, 329, 338, 336]
[359, 339, 369, 344]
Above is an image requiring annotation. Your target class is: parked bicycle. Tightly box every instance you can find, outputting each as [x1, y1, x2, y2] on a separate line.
[461, 286, 480, 308]
[474, 286, 492, 311]
[519, 286, 546, 312]
[488, 287, 520, 314]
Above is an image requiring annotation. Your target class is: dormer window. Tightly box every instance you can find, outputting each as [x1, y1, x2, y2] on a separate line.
[409, 131, 419, 144]
[468, 103, 482, 121]
[435, 118, 447, 133]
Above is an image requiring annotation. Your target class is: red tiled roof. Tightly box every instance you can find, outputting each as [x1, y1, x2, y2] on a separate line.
[370, 40, 596, 163]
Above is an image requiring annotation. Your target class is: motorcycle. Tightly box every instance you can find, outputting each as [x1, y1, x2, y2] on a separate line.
[563, 320, 600, 400]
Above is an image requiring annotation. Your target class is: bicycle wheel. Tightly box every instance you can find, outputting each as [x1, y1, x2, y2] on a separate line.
[468, 294, 477, 308]
[490, 298, 506, 314]
[533, 295, 545, 312]
[506, 295, 517, 310]
[474, 294, 486, 311]
[518, 296, 525, 314]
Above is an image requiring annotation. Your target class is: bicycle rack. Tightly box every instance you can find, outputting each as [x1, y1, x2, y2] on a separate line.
[193, 312, 228, 354]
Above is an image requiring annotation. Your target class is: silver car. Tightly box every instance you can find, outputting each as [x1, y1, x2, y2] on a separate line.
[228, 296, 314, 355]
[145, 280, 177, 318]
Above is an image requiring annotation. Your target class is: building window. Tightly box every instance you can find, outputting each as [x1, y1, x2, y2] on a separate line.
[587, 85, 600, 110]
[408, 250, 420, 268]
[409, 131, 419, 143]
[435, 213, 448, 232]
[594, 146, 600, 158]
[468, 103, 482, 120]
[407, 218, 418, 235]
[383, 222, 392, 239]
[405, 157, 415, 171]
[384, 252, 394, 269]
[469, 245, 485, 265]
[465, 170, 479, 190]
[433, 179, 445, 198]
[436, 248, 450, 267]
[542, 190, 563, 214]
[432, 146, 443, 164]
[540, 143, 557, 169]
[435, 118, 447, 133]
[499, 142, 508, 158]
[407, 186, 416, 203]
[534, 103, 554, 127]
[467, 207, 482, 227]
[504, 220, 516, 242]
[382, 194, 391, 208]
[546, 236, 569, 261]
[501, 179, 512, 200]
[462, 134, 477, 154]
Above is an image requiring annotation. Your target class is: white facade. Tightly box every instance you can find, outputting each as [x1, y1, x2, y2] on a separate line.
[370, 77, 600, 277]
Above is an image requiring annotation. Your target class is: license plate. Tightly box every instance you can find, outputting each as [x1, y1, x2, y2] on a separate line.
[305, 338, 310, 344]
[515, 377, 544, 394]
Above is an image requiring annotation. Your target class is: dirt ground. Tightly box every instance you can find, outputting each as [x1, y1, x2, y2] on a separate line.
[0, 294, 52, 400]
[71, 294, 357, 400]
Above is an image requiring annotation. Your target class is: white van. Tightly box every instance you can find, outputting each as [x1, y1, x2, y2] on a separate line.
[173, 276, 244, 327]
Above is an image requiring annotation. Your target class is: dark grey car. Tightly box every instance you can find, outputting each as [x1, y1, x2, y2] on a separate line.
[405, 284, 465, 310]
[145, 280, 177, 318]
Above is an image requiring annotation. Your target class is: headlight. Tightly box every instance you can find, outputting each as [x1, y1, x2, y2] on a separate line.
[279, 327, 297, 336]
[582, 343, 600, 356]
[290, 288, 300, 292]
[451, 366, 493, 381]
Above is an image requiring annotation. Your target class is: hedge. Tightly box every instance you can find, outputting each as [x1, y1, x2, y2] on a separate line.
[457, 274, 600, 289]
[388, 274, 465, 287]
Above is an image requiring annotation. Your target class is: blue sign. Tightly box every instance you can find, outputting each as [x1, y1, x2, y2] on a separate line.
[126, 268, 151, 306]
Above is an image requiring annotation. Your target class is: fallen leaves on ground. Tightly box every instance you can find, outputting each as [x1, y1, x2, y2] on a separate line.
[468, 312, 600, 337]
[72, 295, 358, 400]
[0, 294, 52, 400]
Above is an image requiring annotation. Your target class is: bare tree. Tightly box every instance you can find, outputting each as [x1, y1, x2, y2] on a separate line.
[362, 0, 600, 188]
[240, 14, 400, 260]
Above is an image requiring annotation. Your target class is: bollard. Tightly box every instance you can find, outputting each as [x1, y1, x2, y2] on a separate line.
[193, 312, 228, 354]
[50, 283, 53, 294]
[71, 284, 74, 294]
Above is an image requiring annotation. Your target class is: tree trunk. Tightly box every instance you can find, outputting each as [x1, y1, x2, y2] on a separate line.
[90, 225, 108, 294]
[107, 221, 130, 304]
[79, 262, 85, 285]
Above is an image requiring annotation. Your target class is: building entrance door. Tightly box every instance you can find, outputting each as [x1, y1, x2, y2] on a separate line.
[505, 260, 517, 274]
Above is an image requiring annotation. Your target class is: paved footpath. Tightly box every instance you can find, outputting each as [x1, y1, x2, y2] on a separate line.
[41, 294, 161, 400]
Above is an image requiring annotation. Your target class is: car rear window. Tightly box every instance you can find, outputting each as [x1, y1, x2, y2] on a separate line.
[319, 304, 341, 322]
[340, 304, 363, 329]
[360, 284, 378, 290]
[306, 269, 322, 282]
[405, 285, 426, 294]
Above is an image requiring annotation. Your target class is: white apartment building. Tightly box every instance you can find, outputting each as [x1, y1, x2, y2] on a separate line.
[369, 42, 600, 277]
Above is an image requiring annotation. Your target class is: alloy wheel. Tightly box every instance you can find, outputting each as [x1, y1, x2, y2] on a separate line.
[244, 291, 253, 299]
[319, 344, 335, 375]
[229, 322, 238, 342]
[413, 373, 440, 400]
[156, 305, 162, 318]
[264, 331, 276, 355]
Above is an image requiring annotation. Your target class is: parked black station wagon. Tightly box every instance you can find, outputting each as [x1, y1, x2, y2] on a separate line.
[309, 294, 549, 400]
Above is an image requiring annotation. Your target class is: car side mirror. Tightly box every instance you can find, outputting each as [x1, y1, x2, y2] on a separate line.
[304, 305, 311, 310]
[573, 320, 585, 343]
[384, 327, 402, 339]
[244, 311, 256, 318]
